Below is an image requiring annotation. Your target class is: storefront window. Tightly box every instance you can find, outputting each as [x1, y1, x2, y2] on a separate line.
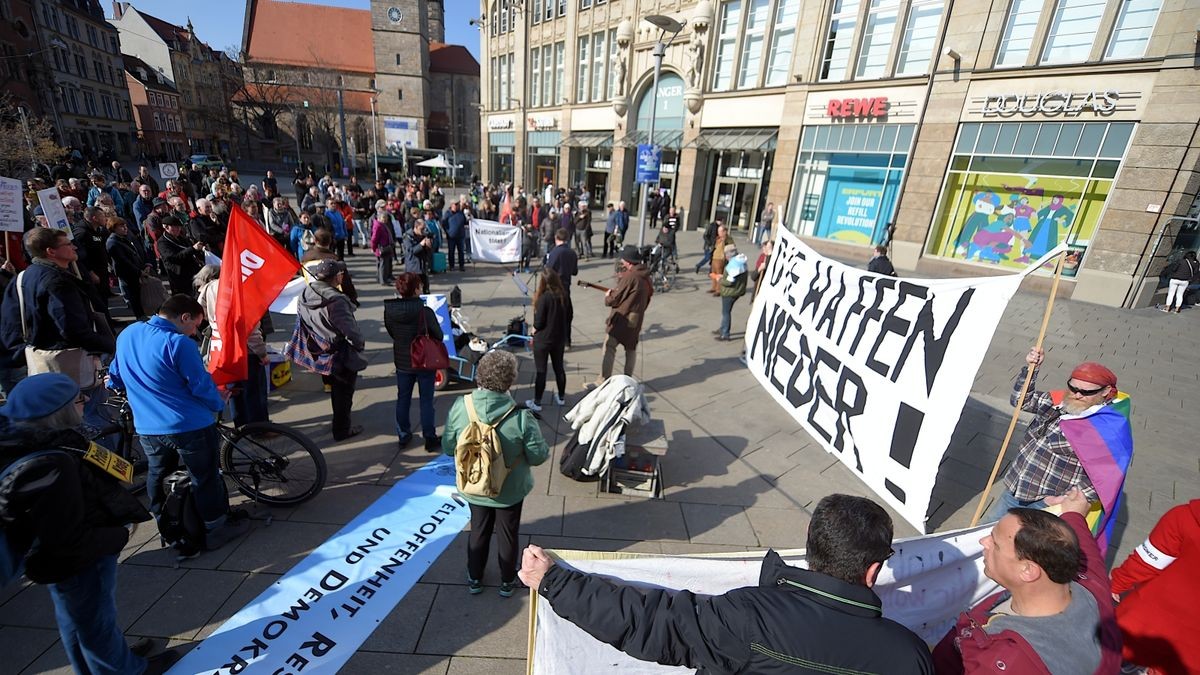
[926, 121, 1134, 272]
[786, 123, 913, 245]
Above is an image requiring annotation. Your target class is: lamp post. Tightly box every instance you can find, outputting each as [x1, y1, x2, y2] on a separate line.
[636, 15, 686, 248]
[369, 93, 380, 182]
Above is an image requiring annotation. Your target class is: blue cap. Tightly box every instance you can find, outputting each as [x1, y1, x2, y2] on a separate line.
[0, 373, 79, 420]
[32, 205, 44, 216]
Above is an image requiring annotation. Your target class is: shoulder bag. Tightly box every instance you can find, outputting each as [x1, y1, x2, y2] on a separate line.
[410, 308, 449, 370]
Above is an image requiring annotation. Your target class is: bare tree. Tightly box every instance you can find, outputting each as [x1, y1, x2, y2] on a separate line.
[0, 94, 65, 178]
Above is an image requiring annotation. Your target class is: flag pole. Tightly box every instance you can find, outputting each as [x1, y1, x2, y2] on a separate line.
[526, 585, 538, 675]
[969, 251, 1067, 527]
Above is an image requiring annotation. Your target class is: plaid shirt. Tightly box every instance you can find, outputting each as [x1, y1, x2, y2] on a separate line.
[1002, 366, 1098, 501]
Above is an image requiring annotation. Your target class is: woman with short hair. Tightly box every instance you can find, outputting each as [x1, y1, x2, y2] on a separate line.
[442, 350, 549, 597]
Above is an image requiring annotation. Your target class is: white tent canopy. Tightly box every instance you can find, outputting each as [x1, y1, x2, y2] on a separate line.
[416, 155, 453, 169]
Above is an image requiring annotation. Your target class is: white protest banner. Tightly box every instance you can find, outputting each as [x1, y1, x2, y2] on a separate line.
[469, 218, 522, 263]
[0, 177, 23, 233]
[532, 524, 999, 673]
[167, 456, 470, 675]
[36, 186, 71, 232]
[746, 228, 1063, 533]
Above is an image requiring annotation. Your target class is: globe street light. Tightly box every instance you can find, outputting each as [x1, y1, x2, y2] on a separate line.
[637, 14, 686, 248]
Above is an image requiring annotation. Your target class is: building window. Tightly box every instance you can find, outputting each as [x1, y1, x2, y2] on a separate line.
[75, 55, 87, 78]
[554, 42, 565, 104]
[895, 0, 943, 75]
[926, 121, 1135, 272]
[541, 45, 553, 105]
[153, 112, 161, 130]
[398, 88, 403, 100]
[1104, 0, 1161, 60]
[101, 94, 113, 118]
[532, 0, 541, 24]
[1040, 0, 1106, 64]
[576, 36, 589, 103]
[83, 91, 97, 116]
[712, 0, 742, 91]
[819, 0, 860, 81]
[591, 32, 606, 102]
[995, 0, 1044, 66]
[530, 48, 541, 107]
[396, 53, 402, 66]
[544, 0, 553, 21]
[765, 0, 800, 86]
[109, 36, 118, 54]
[580, 0, 592, 8]
[499, 53, 510, 108]
[491, 56, 498, 109]
[856, 0, 900, 79]
[738, 0, 770, 87]
[499, 0, 509, 33]
[558, 0, 567, 17]
[786, 123, 914, 244]
[86, 24, 97, 47]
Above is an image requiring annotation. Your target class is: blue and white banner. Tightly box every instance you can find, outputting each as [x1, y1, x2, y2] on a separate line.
[168, 456, 469, 674]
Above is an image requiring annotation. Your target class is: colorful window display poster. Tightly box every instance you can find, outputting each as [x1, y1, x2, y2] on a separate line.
[928, 171, 1112, 271]
[814, 166, 900, 245]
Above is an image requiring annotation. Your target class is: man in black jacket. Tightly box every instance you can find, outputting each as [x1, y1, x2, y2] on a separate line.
[518, 494, 934, 674]
[155, 216, 205, 297]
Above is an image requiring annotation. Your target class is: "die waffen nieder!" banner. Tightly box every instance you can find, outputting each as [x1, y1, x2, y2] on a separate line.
[745, 228, 1063, 532]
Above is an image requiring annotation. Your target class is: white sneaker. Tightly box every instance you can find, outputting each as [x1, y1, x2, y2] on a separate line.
[553, 394, 566, 406]
[525, 399, 543, 412]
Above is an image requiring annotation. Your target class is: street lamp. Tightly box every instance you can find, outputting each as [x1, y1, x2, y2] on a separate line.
[369, 92, 380, 182]
[636, 14, 686, 248]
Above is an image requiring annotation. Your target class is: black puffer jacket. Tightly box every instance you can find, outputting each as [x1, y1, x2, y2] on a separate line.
[0, 426, 151, 584]
[383, 297, 442, 372]
[539, 549, 934, 674]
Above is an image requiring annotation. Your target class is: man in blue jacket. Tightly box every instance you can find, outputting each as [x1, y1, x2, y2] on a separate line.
[107, 294, 248, 554]
[443, 201, 469, 272]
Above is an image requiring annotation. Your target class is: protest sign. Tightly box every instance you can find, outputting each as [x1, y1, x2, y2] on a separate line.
[36, 186, 70, 231]
[745, 228, 1062, 532]
[168, 456, 469, 674]
[469, 218, 522, 263]
[0, 177, 23, 233]
[531, 523, 999, 673]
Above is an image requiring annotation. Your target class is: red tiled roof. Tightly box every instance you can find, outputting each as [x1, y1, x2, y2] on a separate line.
[245, 0, 374, 74]
[429, 42, 479, 76]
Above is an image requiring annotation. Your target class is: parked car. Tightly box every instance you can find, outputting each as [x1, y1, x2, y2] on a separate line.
[189, 154, 225, 170]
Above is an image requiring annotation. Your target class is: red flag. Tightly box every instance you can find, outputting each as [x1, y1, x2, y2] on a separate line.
[209, 204, 301, 386]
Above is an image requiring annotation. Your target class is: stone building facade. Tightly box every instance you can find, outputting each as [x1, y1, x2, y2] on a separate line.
[480, 0, 1200, 307]
[123, 54, 185, 160]
[31, 0, 136, 157]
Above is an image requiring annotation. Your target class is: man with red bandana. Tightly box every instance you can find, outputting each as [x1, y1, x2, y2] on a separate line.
[986, 346, 1128, 521]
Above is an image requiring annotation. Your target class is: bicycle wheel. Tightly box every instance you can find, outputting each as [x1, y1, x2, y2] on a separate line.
[220, 422, 327, 506]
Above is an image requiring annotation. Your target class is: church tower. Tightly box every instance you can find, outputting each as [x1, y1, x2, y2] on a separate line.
[426, 0, 445, 43]
[371, 0, 431, 147]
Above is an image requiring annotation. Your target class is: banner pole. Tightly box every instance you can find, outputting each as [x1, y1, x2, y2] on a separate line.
[526, 585, 538, 675]
[969, 252, 1067, 527]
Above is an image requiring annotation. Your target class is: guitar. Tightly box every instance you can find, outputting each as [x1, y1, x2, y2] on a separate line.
[577, 280, 611, 293]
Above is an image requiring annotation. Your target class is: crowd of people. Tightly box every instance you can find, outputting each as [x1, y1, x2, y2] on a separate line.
[0, 156, 1193, 675]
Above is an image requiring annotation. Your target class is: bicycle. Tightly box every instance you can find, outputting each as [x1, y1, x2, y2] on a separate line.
[640, 243, 679, 293]
[90, 390, 327, 506]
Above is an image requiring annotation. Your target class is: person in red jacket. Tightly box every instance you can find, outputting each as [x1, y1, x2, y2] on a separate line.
[933, 487, 1121, 674]
[1110, 500, 1199, 674]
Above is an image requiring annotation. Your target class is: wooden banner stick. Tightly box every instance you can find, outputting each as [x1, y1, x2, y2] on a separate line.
[526, 584, 539, 675]
[969, 252, 1067, 527]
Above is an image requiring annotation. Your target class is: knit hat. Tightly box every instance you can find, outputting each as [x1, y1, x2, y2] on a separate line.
[0, 373, 78, 420]
[619, 246, 642, 264]
[312, 259, 346, 280]
[1070, 362, 1117, 389]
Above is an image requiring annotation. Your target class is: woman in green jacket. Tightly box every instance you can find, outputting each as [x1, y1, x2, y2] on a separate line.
[443, 350, 550, 597]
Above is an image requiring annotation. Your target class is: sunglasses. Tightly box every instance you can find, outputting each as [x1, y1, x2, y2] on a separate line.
[1066, 382, 1107, 396]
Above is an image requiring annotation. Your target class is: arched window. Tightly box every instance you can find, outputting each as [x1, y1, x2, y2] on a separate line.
[352, 118, 368, 154]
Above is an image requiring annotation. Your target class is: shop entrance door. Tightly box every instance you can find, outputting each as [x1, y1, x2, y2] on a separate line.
[535, 164, 557, 190]
[710, 179, 760, 232]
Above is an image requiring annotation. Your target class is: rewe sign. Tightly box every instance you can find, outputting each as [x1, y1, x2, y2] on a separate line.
[827, 97, 889, 119]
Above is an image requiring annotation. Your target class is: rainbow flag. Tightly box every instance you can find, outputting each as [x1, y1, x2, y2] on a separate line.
[1051, 391, 1134, 553]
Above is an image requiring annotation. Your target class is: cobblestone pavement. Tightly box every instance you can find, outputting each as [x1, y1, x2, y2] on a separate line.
[2, 233, 1195, 673]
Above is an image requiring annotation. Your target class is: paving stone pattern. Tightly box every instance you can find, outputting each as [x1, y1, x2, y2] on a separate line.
[3, 234, 1195, 673]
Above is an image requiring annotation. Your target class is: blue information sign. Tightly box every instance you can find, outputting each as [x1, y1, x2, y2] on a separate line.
[635, 143, 662, 183]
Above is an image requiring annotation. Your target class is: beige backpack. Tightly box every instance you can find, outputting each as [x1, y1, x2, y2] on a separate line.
[454, 396, 518, 498]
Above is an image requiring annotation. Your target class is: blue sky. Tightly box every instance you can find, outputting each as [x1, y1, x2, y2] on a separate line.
[118, 0, 481, 60]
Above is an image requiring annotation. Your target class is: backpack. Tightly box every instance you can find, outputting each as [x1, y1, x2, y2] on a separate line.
[156, 470, 206, 557]
[0, 450, 65, 586]
[454, 396, 518, 498]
